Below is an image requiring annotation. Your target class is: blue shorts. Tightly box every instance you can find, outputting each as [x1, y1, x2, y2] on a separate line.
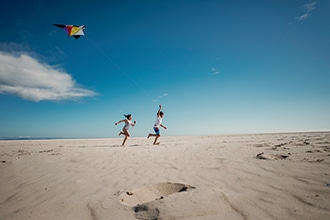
[153, 127, 160, 135]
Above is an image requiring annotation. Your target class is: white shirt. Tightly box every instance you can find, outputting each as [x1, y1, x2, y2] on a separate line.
[123, 120, 132, 130]
[154, 117, 162, 127]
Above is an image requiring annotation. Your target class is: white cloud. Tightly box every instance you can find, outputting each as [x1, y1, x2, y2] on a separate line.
[152, 93, 168, 102]
[0, 51, 97, 102]
[158, 93, 168, 98]
[296, 13, 310, 21]
[211, 67, 220, 75]
[304, 2, 317, 11]
[295, 2, 317, 21]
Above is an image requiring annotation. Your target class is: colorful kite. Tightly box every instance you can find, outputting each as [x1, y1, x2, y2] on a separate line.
[53, 24, 86, 39]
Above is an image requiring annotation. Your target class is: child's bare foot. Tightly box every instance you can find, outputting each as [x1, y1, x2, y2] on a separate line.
[147, 133, 151, 138]
[153, 142, 160, 145]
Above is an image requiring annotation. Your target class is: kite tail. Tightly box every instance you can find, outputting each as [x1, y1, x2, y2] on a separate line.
[83, 35, 152, 100]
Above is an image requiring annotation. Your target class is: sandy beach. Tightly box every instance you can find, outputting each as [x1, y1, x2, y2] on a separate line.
[0, 132, 329, 220]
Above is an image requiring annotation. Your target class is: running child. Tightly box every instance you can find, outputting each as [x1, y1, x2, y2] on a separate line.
[115, 114, 136, 146]
[148, 105, 167, 145]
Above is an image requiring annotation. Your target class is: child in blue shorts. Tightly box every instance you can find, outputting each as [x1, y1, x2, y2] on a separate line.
[148, 105, 167, 145]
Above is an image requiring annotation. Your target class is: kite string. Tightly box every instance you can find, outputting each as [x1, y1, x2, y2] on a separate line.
[83, 35, 152, 99]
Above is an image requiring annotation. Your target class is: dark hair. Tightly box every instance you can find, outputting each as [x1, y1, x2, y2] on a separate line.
[124, 114, 131, 119]
[159, 111, 164, 116]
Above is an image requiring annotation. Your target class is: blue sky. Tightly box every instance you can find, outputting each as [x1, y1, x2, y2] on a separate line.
[1, 0, 329, 138]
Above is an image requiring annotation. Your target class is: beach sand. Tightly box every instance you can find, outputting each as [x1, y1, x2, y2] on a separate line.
[1, 132, 329, 220]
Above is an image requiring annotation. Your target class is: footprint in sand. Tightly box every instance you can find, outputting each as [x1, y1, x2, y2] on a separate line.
[119, 182, 194, 220]
[119, 182, 194, 207]
[256, 152, 289, 160]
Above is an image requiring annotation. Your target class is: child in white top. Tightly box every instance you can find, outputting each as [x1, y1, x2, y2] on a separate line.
[148, 105, 167, 145]
[115, 114, 136, 145]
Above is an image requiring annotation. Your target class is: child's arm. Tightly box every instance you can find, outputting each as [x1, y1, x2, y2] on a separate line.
[160, 124, 167, 129]
[157, 104, 162, 117]
[131, 121, 136, 127]
[115, 119, 125, 125]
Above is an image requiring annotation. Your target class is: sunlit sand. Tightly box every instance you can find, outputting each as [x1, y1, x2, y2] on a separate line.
[1, 132, 329, 219]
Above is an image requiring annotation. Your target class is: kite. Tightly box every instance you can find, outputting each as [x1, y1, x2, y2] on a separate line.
[53, 24, 86, 39]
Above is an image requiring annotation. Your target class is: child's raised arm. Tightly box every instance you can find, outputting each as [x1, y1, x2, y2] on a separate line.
[157, 104, 162, 117]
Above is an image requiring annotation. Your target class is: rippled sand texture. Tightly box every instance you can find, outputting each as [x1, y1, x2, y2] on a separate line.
[1, 132, 329, 219]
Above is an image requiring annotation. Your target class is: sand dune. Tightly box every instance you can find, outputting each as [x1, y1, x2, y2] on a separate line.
[1, 132, 329, 219]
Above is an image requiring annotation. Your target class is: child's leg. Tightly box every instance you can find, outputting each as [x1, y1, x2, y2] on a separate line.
[148, 127, 158, 138]
[153, 134, 160, 145]
[121, 130, 130, 145]
[122, 135, 128, 145]
[149, 127, 161, 144]
[148, 133, 156, 138]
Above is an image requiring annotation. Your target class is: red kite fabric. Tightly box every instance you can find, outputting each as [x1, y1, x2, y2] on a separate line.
[53, 24, 86, 39]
